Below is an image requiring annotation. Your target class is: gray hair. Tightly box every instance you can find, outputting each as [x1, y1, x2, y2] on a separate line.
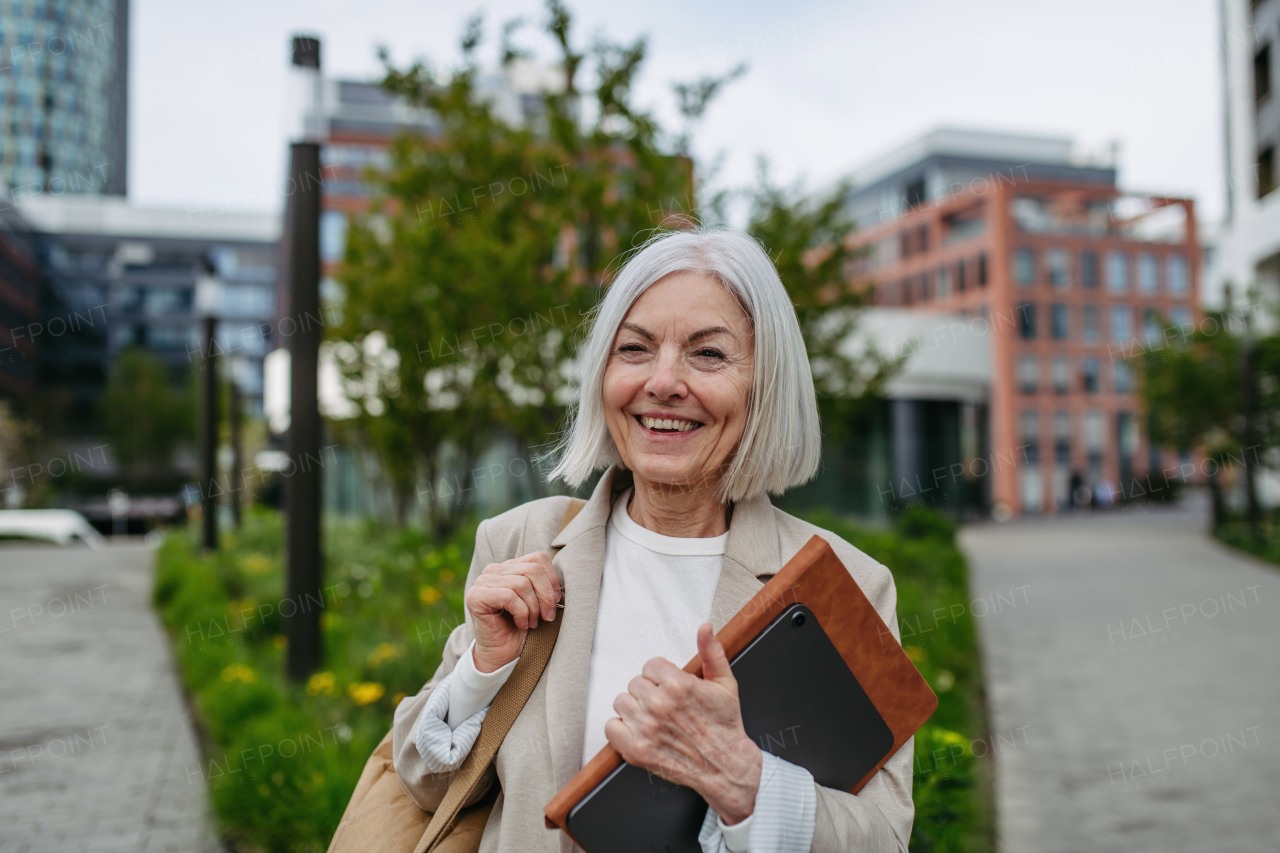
[548, 227, 821, 503]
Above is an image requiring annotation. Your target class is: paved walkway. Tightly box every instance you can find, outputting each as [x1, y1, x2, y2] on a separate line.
[960, 492, 1280, 853]
[0, 542, 220, 853]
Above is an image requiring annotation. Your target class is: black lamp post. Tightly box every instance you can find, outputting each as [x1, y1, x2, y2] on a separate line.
[283, 34, 324, 680]
[196, 276, 220, 553]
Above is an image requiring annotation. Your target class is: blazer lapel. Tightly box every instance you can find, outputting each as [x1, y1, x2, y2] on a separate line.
[543, 474, 782, 787]
[709, 493, 781, 630]
[545, 468, 624, 790]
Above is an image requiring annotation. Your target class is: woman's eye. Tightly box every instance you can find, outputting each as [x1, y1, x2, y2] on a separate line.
[619, 344, 646, 354]
[694, 348, 724, 359]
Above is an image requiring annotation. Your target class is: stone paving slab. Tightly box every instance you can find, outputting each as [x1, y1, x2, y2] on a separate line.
[0, 542, 221, 853]
[959, 493, 1280, 853]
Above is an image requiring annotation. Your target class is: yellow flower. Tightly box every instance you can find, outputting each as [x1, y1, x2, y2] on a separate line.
[418, 585, 443, 606]
[241, 554, 274, 575]
[273, 634, 287, 650]
[439, 570, 456, 584]
[221, 664, 257, 684]
[306, 671, 337, 697]
[392, 692, 406, 707]
[366, 643, 402, 668]
[348, 682, 386, 706]
[904, 646, 927, 663]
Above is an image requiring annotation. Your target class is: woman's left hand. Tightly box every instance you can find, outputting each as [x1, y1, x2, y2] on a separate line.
[605, 622, 763, 825]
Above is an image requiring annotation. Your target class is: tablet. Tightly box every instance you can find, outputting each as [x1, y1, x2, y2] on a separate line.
[564, 603, 896, 853]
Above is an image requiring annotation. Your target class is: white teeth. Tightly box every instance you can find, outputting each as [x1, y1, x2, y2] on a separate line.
[641, 416, 698, 432]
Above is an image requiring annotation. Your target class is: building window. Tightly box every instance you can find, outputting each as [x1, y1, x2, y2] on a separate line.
[1171, 306, 1192, 336]
[1114, 362, 1133, 394]
[917, 225, 929, 253]
[921, 272, 932, 301]
[1111, 305, 1132, 343]
[1018, 355, 1039, 394]
[1054, 410, 1071, 462]
[1047, 248, 1069, 288]
[1085, 410, 1105, 453]
[1137, 253, 1158, 293]
[1117, 411, 1139, 461]
[937, 265, 951, 299]
[1083, 304, 1100, 342]
[1051, 303, 1069, 340]
[1082, 357, 1100, 393]
[1052, 356, 1071, 394]
[1081, 250, 1098, 288]
[906, 178, 926, 208]
[320, 211, 349, 263]
[1108, 251, 1128, 292]
[1258, 146, 1276, 199]
[957, 259, 967, 292]
[1018, 302, 1036, 339]
[978, 252, 988, 287]
[1015, 248, 1035, 286]
[1020, 466, 1044, 515]
[1143, 307, 1161, 344]
[1021, 410, 1041, 464]
[1168, 255, 1189, 297]
[1255, 43, 1272, 104]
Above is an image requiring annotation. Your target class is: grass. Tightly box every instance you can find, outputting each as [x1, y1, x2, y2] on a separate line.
[155, 504, 991, 853]
[1214, 511, 1280, 568]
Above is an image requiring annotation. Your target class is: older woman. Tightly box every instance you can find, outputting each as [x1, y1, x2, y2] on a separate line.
[393, 229, 914, 853]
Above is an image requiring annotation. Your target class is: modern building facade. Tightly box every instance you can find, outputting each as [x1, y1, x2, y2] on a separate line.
[842, 128, 1200, 516]
[1209, 0, 1280, 313]
[0, 188, 40, 400]
[19, 195, 279, 426]
[0, 0, 128, 197]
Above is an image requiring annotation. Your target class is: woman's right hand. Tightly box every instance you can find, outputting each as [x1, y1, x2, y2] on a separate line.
[464, 551, 561, 673]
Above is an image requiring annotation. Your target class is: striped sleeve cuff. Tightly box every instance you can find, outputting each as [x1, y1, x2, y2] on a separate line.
[698, 752, 816, 853]
[413, 643, 519, 774]
[413, 669, 488, 773]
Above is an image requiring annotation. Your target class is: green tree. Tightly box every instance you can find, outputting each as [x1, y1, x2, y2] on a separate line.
[1137, 313, 1255, 527]
[332, 0, 892, 535]
[745, 163, 898, 443]
[99, 347, 191, 482]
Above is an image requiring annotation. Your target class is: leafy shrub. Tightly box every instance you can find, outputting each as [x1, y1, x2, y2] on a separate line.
[153, 509, 474, 852]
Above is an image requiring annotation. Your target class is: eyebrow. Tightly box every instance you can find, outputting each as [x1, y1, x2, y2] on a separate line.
[619, 323, 737, 344]
[688, 326, 735, 343]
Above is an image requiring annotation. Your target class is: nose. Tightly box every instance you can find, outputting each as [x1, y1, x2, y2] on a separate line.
[644, 344, 687, 401]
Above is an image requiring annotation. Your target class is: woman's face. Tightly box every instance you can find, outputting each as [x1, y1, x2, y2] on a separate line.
[602, 271, 754, 495]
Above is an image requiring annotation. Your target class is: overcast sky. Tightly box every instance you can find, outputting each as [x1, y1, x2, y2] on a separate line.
[132, 0, 1224, 222]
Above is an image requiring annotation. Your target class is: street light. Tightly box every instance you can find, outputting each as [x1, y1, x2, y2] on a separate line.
[282, 34, 325, 681]
[195, 271, 222, 552]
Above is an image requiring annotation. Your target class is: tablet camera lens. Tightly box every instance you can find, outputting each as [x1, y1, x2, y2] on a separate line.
[792, 612, 806, 628]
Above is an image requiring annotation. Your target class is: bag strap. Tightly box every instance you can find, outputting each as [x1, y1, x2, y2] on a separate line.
[415, 497, 587, 853]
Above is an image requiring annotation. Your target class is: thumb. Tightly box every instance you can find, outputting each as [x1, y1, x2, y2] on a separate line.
[698, 623, 736, 694]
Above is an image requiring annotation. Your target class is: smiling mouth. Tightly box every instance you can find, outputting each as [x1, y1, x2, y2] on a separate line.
[635, 415, 703, 433]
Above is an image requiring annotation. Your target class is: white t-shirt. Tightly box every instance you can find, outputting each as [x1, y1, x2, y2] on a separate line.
[579, 489, 727, 763]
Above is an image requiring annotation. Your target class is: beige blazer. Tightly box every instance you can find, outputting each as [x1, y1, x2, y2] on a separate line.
[392, 467, 914, 853]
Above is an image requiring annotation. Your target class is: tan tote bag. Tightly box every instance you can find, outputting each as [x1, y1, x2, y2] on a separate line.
[327, 498, 587, 853]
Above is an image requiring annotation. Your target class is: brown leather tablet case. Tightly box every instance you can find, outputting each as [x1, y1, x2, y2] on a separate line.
[543, 533, 938, 834]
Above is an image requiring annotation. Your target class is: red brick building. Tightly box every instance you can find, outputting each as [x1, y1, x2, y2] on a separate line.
[842, 129, 1200, 515]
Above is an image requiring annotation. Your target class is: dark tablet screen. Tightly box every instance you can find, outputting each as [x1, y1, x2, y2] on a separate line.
[566, 604, 895, 853]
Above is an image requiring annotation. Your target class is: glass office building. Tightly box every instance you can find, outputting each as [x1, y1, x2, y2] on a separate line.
[0, 0, 128, 197]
